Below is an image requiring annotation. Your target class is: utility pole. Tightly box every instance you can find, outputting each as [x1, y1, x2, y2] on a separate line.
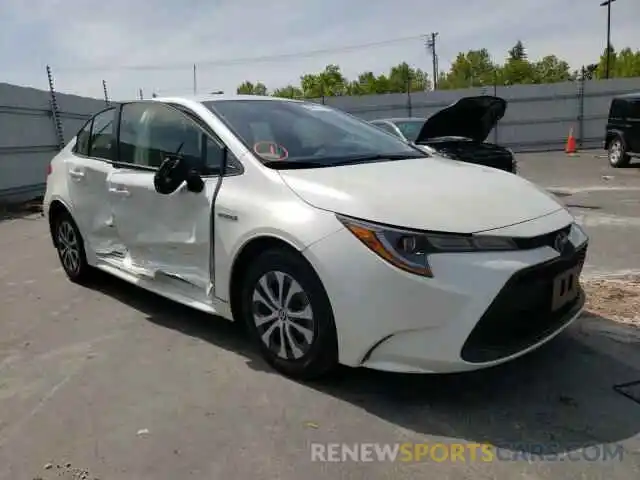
[425, 33, 439, 90]
[600, 0, 617, 79]
[193, 64, 197, 94]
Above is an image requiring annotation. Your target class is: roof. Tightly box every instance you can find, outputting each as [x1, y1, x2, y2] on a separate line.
[150, 94, 301, 103]
[371, 117, 427, 123]
[613, 92, 640, 100]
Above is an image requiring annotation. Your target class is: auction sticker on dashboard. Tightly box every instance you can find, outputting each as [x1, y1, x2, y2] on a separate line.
[253, 141, 288, 161]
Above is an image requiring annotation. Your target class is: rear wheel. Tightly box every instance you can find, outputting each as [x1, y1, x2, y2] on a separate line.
[240, 248, 339, 380]
[52, 211, 93, 284]
[608, 137, 630, 168]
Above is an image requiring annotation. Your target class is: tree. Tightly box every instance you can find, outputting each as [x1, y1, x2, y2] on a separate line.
[438, 49, 496, 89]
[501, 41, 536, 85]
[300, 64, 348, 98]
[596, 45, 617, 79]
[271, 85, 303, 99]
[236, 81, 268, 95]
[578, 63, 599, 81]
[235, 43, 639, 97]
[594, 45, 640, 79]
[387, 62, 430, 92]
[533, 55, 571, 83]
[508, 41, 527, 61]
[613, 47, 640, 78]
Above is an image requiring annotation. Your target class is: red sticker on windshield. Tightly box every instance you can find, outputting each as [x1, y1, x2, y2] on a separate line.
[253, 141, 288, 161]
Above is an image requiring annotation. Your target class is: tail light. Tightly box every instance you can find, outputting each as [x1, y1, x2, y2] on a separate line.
[47, 163, 52, 175]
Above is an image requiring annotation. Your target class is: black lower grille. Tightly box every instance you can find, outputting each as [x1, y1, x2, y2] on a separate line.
[461, 245, 587, 363]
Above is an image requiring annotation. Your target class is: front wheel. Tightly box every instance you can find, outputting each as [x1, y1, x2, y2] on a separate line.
[608, 138, 630, 168]
[240, 248, 339, 380]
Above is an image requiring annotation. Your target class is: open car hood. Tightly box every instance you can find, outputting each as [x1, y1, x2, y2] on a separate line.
[415, 96, 507, 143]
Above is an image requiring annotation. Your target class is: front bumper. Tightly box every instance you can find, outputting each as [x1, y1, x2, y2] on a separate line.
[303, 209, 588, 373]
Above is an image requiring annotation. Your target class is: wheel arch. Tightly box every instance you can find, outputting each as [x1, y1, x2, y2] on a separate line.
[47, 198, 74, 247]
[228, 235, 318, 322]
[605, 130, 627, 150]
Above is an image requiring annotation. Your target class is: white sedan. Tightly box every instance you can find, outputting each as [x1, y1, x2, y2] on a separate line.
[43, 95, 588, 379]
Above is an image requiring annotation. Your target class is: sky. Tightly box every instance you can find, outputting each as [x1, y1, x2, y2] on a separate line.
[1, 0, 639, 101]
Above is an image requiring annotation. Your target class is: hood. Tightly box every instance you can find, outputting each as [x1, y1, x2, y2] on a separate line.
[278, 158, 562, 234]
[415, 96, 507, 143]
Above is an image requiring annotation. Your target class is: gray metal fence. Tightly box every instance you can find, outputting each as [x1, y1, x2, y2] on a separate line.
[0, 82, 107, 203]
[314, 76, 640, 152]
[1, 76, 640, 203]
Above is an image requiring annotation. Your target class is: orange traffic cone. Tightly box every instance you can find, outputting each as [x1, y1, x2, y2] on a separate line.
[565, 128, 577, 155]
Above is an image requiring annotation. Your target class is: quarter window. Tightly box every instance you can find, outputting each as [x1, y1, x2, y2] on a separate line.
[74, 119, 91, 156]
[89, 108, 115, 160]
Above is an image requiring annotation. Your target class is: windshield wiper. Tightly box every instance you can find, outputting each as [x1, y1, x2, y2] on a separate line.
[262, 160, 330, 170]
[330, 153, 426, 166]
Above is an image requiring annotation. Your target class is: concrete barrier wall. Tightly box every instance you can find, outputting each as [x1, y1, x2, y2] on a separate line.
[0, 82, 107, 202]
[1, 77, 639, 202]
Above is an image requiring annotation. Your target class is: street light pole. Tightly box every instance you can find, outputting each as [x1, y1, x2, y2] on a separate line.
[600, 0, 617, 79]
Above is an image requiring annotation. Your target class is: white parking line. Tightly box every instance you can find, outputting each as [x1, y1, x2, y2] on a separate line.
[583, 269, 640, 280]
[548, 186, 640, 195]
[572, 212, 640, 228]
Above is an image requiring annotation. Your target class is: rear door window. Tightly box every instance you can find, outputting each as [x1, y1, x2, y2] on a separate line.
[88, 108, 116, 160]
[627, 100, 640, 120]
[73, 119, 91, 156]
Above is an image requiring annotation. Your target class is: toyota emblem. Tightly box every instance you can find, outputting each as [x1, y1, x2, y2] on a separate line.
[553, 232, 571, 255]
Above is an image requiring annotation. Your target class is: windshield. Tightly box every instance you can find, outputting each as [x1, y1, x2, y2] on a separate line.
[394, 120, 426, 143]
[203, 100, 426, 168]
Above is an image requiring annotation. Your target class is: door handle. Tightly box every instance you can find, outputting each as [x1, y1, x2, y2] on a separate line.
[69, 169, 85, 180]
[108, 187, 131, 197]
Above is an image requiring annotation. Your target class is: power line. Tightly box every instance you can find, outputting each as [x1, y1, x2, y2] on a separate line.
[53, 34, 428, 73]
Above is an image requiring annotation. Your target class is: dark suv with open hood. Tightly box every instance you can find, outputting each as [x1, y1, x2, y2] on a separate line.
[370, 96, 517, 173]
[605, 93, 640, 168]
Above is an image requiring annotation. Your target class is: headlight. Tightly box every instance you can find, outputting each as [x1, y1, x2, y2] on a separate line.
[337, 215, 518, 277]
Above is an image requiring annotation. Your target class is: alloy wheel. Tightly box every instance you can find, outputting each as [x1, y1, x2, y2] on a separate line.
[610, 141, 621, 164]
[251, 271, 315, 360]
[57, 220, 81, 275]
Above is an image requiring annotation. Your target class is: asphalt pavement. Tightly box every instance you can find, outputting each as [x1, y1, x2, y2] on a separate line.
[0, 151, 639, 479]
[517, 150, 640, 277]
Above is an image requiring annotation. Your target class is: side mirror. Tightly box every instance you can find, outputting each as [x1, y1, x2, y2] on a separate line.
[154, 156, 188, 194]
[154, 157, 206, 194]
[186, 170, 204, 193]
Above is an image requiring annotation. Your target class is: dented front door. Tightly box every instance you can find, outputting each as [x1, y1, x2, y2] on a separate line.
[107, 168, 215, 291]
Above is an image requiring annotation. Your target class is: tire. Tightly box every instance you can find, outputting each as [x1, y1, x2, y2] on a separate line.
[608, 137, 630, 168]
[240, 248, 339, 380]
[52, 210, 94, 284]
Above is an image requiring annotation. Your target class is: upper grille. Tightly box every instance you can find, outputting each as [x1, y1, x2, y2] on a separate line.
[513, 224, 572, 251]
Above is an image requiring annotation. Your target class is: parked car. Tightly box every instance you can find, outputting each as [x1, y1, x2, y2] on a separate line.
[370, 96, 517, 173]
[605, 92, 640, 168]
[44, 95, 588, 380]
